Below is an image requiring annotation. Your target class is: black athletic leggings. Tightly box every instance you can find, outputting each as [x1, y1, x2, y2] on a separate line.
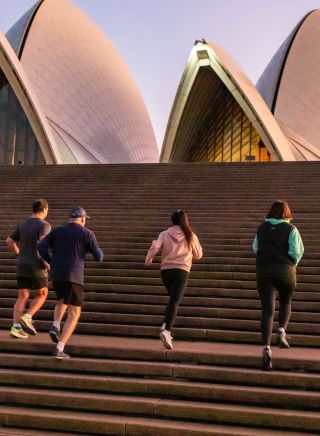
[256, 264, 296, 346]
[161, 268, 189, 332]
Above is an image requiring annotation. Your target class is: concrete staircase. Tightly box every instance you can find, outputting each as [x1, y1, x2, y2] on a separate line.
[0, 162, 319, 435]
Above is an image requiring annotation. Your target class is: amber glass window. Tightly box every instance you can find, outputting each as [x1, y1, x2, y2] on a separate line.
[171, 67, 271, 163]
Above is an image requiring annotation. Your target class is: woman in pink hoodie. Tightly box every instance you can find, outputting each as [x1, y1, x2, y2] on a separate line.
[145, 210, 203, 350]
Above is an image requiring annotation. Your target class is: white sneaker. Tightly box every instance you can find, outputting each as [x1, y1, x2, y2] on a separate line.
[160, 329, 173, 350]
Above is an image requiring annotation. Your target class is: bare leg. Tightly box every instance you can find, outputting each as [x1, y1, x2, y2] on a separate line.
[28, 287, 48, 317]
[54, 299, 68, 323]
[59, 305, 81, 345]
[13, 289, 30, 323]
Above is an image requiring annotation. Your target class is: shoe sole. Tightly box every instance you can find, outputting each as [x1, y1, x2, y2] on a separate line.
[159, 332, 173, 350]
[276, 339, 290, 349]
[10, 332, 28, 339]
[262, 354, 272, 371]
[54, 355, 70, 360]
[49, 331, 60, 344]
[20, 319, 37, 336]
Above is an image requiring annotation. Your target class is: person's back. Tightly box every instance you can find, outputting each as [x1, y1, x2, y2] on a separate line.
[156, 225, 202, 272]
[15, 217, 50, 278]
[256, 220, 295, 267]
[48, 222, 101, 285]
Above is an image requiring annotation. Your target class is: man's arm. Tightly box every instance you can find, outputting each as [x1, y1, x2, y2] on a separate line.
[38, 232, 53, 264]
[87, 232, 104, 262]
[6, 237, 19, 255]
[6, 226, 20, 255]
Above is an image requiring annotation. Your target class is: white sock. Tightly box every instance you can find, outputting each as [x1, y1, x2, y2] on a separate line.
[25, 313, 32, 320]
[278, 327, 285, 333]
[53, 321, 61, 330]
[13, 323, 21, 328]
[264, 345, 271, 350]
[160, 323, 166, 330]
[57, 341, 65, 352]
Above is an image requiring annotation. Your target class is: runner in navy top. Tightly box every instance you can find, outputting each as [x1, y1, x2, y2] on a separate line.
[38, 206, 103, 359]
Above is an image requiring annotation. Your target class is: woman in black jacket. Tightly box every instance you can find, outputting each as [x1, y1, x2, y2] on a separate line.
[253, 200, 304, 370]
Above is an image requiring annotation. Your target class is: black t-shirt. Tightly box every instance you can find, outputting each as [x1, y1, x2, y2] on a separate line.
[10, 217, 51, 278]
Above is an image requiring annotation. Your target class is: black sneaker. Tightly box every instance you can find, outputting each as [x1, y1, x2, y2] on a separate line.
[53, 348, 70, 360]
[49, 325, 60, 344]
[262, 347, 272, 371]
[276, 329, 290, 348]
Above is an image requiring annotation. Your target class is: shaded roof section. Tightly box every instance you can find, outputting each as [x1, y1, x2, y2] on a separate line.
[258, 9, 320, 153]
[161, 40, 296, 162]
[5, 0, 158, 164]
[256, 11, 314, 112]
[5, 0, 43, 58]
[0, 31, 61, 163]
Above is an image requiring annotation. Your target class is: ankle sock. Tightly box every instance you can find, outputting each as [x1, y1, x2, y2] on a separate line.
[57, 341, 65, 352]
[53, 321, 61, 330]
[278, 327, 285, 333]
[25, 313, 32, 320]
[264, 345, 271, 351]
[13, 323, 21, 328]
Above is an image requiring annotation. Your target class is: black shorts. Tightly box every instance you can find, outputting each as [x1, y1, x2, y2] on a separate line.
[52, 281, 83, 307]
[17, 276, 48, 290]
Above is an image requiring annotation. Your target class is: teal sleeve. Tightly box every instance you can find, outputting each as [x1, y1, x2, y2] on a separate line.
[252, 235, 258, 254]
[288, 228, 304, 265]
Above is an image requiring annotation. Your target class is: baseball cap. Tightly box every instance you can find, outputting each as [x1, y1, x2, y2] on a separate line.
[70, 206, 90, 219]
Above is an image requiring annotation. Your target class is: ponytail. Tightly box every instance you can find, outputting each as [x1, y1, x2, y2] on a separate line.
[171, 210, 193, 248]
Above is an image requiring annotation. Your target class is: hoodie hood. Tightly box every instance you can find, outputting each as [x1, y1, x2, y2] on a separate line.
[167, 225, 185, 242]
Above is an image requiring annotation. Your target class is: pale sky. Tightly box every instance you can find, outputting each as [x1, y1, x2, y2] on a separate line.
[1, 0, 319, 150]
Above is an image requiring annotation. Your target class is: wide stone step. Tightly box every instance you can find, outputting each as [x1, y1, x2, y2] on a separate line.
[1, 369, 320, 410]
[1, 353, 320, 391]
[1, 386, 320, 432]
[0, 406, 310, 436]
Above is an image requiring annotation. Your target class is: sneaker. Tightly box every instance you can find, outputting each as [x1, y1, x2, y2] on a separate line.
[20, 314, 37, 335]
[53, 348, 70, 360]
[10, 326, 28, 339]
[276, 329, 290, 348]
[262, 347, 272, 371]
[160, 329, 173, 350]
[49, 325, 60, 344]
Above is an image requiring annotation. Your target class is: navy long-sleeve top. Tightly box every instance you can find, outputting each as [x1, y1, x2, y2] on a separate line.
[38, 222, 103, 286]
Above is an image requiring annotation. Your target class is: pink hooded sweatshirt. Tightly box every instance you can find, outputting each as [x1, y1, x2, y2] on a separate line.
[145, 225, 203, 272]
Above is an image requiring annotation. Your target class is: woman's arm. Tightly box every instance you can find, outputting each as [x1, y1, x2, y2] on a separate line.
[288, 228, 304, 265]
[145, 232, 164, 265]
[192, 234, 203, 260]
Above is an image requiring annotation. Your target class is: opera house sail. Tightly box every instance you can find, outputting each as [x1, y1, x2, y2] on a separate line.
[0, 0, 158, 165]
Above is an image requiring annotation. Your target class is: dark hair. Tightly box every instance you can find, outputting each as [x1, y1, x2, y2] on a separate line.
[33, 199, 48, 214]
[267, 200, 292, 220]
[171, 210, 193, 248]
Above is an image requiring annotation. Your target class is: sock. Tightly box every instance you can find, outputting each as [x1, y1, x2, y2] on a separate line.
[25, 313, 32, 320]
[278, 327, 285, 333]
[57, 341, 65, 352]
[53, 321, 61, 330]
[264, 345, 271, 350]
[13, 323, 21, 328]
[160, 323, 166, 330]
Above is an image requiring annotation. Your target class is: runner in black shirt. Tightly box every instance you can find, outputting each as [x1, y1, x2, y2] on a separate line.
[6, 199, 51, 339]
[38, 206, 103, 359]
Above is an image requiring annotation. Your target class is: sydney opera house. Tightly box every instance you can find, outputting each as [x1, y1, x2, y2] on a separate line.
[0, 0, 319, 165]
[0, 0, 158, 164]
